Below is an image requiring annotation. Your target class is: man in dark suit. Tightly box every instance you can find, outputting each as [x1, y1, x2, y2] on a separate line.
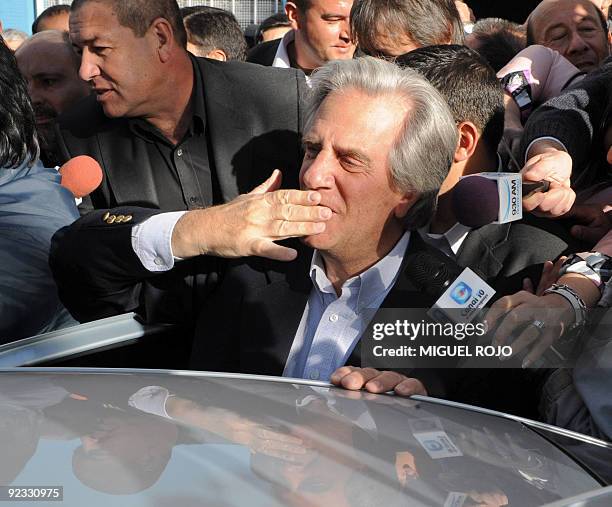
[247, 0, 355, 76]
[61, 0, 307, 212]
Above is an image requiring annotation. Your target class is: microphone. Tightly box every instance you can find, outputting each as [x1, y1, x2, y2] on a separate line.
[452, 173, 550, 228]
[404, 248, 495, 324]
[59, 155, 103, 198]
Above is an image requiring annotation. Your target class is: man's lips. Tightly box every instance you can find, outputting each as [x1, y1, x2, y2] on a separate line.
[93, 88, 114, 101]
[35, 116, 54, 125]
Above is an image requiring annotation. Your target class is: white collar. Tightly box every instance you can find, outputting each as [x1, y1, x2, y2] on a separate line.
[272, 30, 294, 69]
[308, 231, 411, 309]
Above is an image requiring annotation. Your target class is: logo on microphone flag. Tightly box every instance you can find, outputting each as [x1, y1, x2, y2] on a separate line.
[450, 282, 472, 304]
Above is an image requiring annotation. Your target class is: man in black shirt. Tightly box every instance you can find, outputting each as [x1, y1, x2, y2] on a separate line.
[59, 0, 307, 214]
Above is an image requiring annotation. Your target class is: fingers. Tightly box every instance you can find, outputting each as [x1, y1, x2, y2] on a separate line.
[491, 302, 535, 347]
[522, 329, 557, 368]
[503, 323, 541, 358]
[332, 367, 382, 390]
[249, 170, 283, 195]
[331, 367, 426, 397]
[394, 378, 427, 397]
[521, 150, 572, 182]
[524, 187, 575, 216]
[273, 202, 332, 223]
[363, 370, 408, 393]
[266, 188, 322, 207]
[522, 277, 534, 294]
[535, 257, 565, 296]
[330, 366, 356, 385]
[521, 151, 575, 217]
[485, 291, 534, 332]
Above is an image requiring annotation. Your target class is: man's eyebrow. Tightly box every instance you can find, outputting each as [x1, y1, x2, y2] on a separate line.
[321, 12, 348, 19]
[302, 138, 321, 148]
[544, 22, 568, 34]
[32, 72, 63, 79]
[72, 35, 110, 46]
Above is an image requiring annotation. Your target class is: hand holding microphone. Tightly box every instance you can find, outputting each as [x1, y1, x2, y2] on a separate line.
[521, 143, 575, 217]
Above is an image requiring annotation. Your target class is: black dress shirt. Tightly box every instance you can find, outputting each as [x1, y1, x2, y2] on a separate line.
[128, 57, 220, 210]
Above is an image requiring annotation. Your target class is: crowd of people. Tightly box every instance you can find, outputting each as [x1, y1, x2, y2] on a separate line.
[0, 0, 611, 446]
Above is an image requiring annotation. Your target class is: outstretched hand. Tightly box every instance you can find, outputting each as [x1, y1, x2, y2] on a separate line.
[171, 170, 332, 261]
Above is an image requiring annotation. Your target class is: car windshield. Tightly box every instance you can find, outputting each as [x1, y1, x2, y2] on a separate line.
[0, 370, 605, 506]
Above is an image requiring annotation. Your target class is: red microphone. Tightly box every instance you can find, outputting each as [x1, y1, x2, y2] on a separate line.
[59, 155, 103, 198]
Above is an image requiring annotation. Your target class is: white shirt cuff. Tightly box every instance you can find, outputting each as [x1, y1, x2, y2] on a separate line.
[128, 386, 174, 419]
[525, 137, 568, 163]
[131, 211, 186, 272]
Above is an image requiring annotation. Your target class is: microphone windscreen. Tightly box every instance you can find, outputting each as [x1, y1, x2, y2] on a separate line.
[452, 175, 499, 228]
[403, 250, 461, 297]
[59, 155, 103, 198]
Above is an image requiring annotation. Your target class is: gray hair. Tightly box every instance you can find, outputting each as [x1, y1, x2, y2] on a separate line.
[305, 57, 458, 229]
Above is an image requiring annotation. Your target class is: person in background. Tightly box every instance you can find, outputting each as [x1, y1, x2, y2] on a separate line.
[247, 0, 355, 76]
[350, 0, 464, 58]
[0, 36, 79, 342]
[257, 13, 292, 43]
[1, 29, 28, 52]
[466, 18, 527, 72]
[526, 0, 611, 73]
[31, 4, 71, 34]
[15, 31, 91, 167]
[58, 0, 306, 213]
[184, 7, 247, 61]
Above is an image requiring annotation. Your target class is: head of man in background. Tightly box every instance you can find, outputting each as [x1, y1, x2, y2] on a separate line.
[397, 45, 505, 234]
[184, 8, 247, 61]
[465, 18, 526, 72]
[32, 4, 71, 34]
[16, 31, 91, 167]
[1, 29, 28, 52]
[68, 0, 192, 128]
[527, 0, 611, 73]
[285, 0, 355, 72]
[350, 0, 464, 58]
[258, 13, 292, 43]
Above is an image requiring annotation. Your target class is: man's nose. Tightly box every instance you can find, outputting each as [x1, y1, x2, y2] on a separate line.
[566, 30, 590, 54]
[301, 152, 335, 189]
[339, 19, 351, 42]
[26, 82, 42, 105]
[79, 50, 100, 82]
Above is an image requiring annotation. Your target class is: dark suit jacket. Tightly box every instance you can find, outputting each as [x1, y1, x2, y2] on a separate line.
[247, 39, 282, 67]
[186, 216, 580, 409]
[56, 57, 306, 210]
[51, 209, 578, 410]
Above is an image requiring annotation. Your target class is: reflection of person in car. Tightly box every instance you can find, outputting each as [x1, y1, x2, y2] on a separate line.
[72, 412, 178, 494]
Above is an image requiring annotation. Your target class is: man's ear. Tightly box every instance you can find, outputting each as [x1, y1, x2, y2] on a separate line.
[393, 192, 417, 219]
[150, 17, 174, 63]
[285, 2, 301, 30]
[454, 121, 479, 163]
[205, 48, 228, 61]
